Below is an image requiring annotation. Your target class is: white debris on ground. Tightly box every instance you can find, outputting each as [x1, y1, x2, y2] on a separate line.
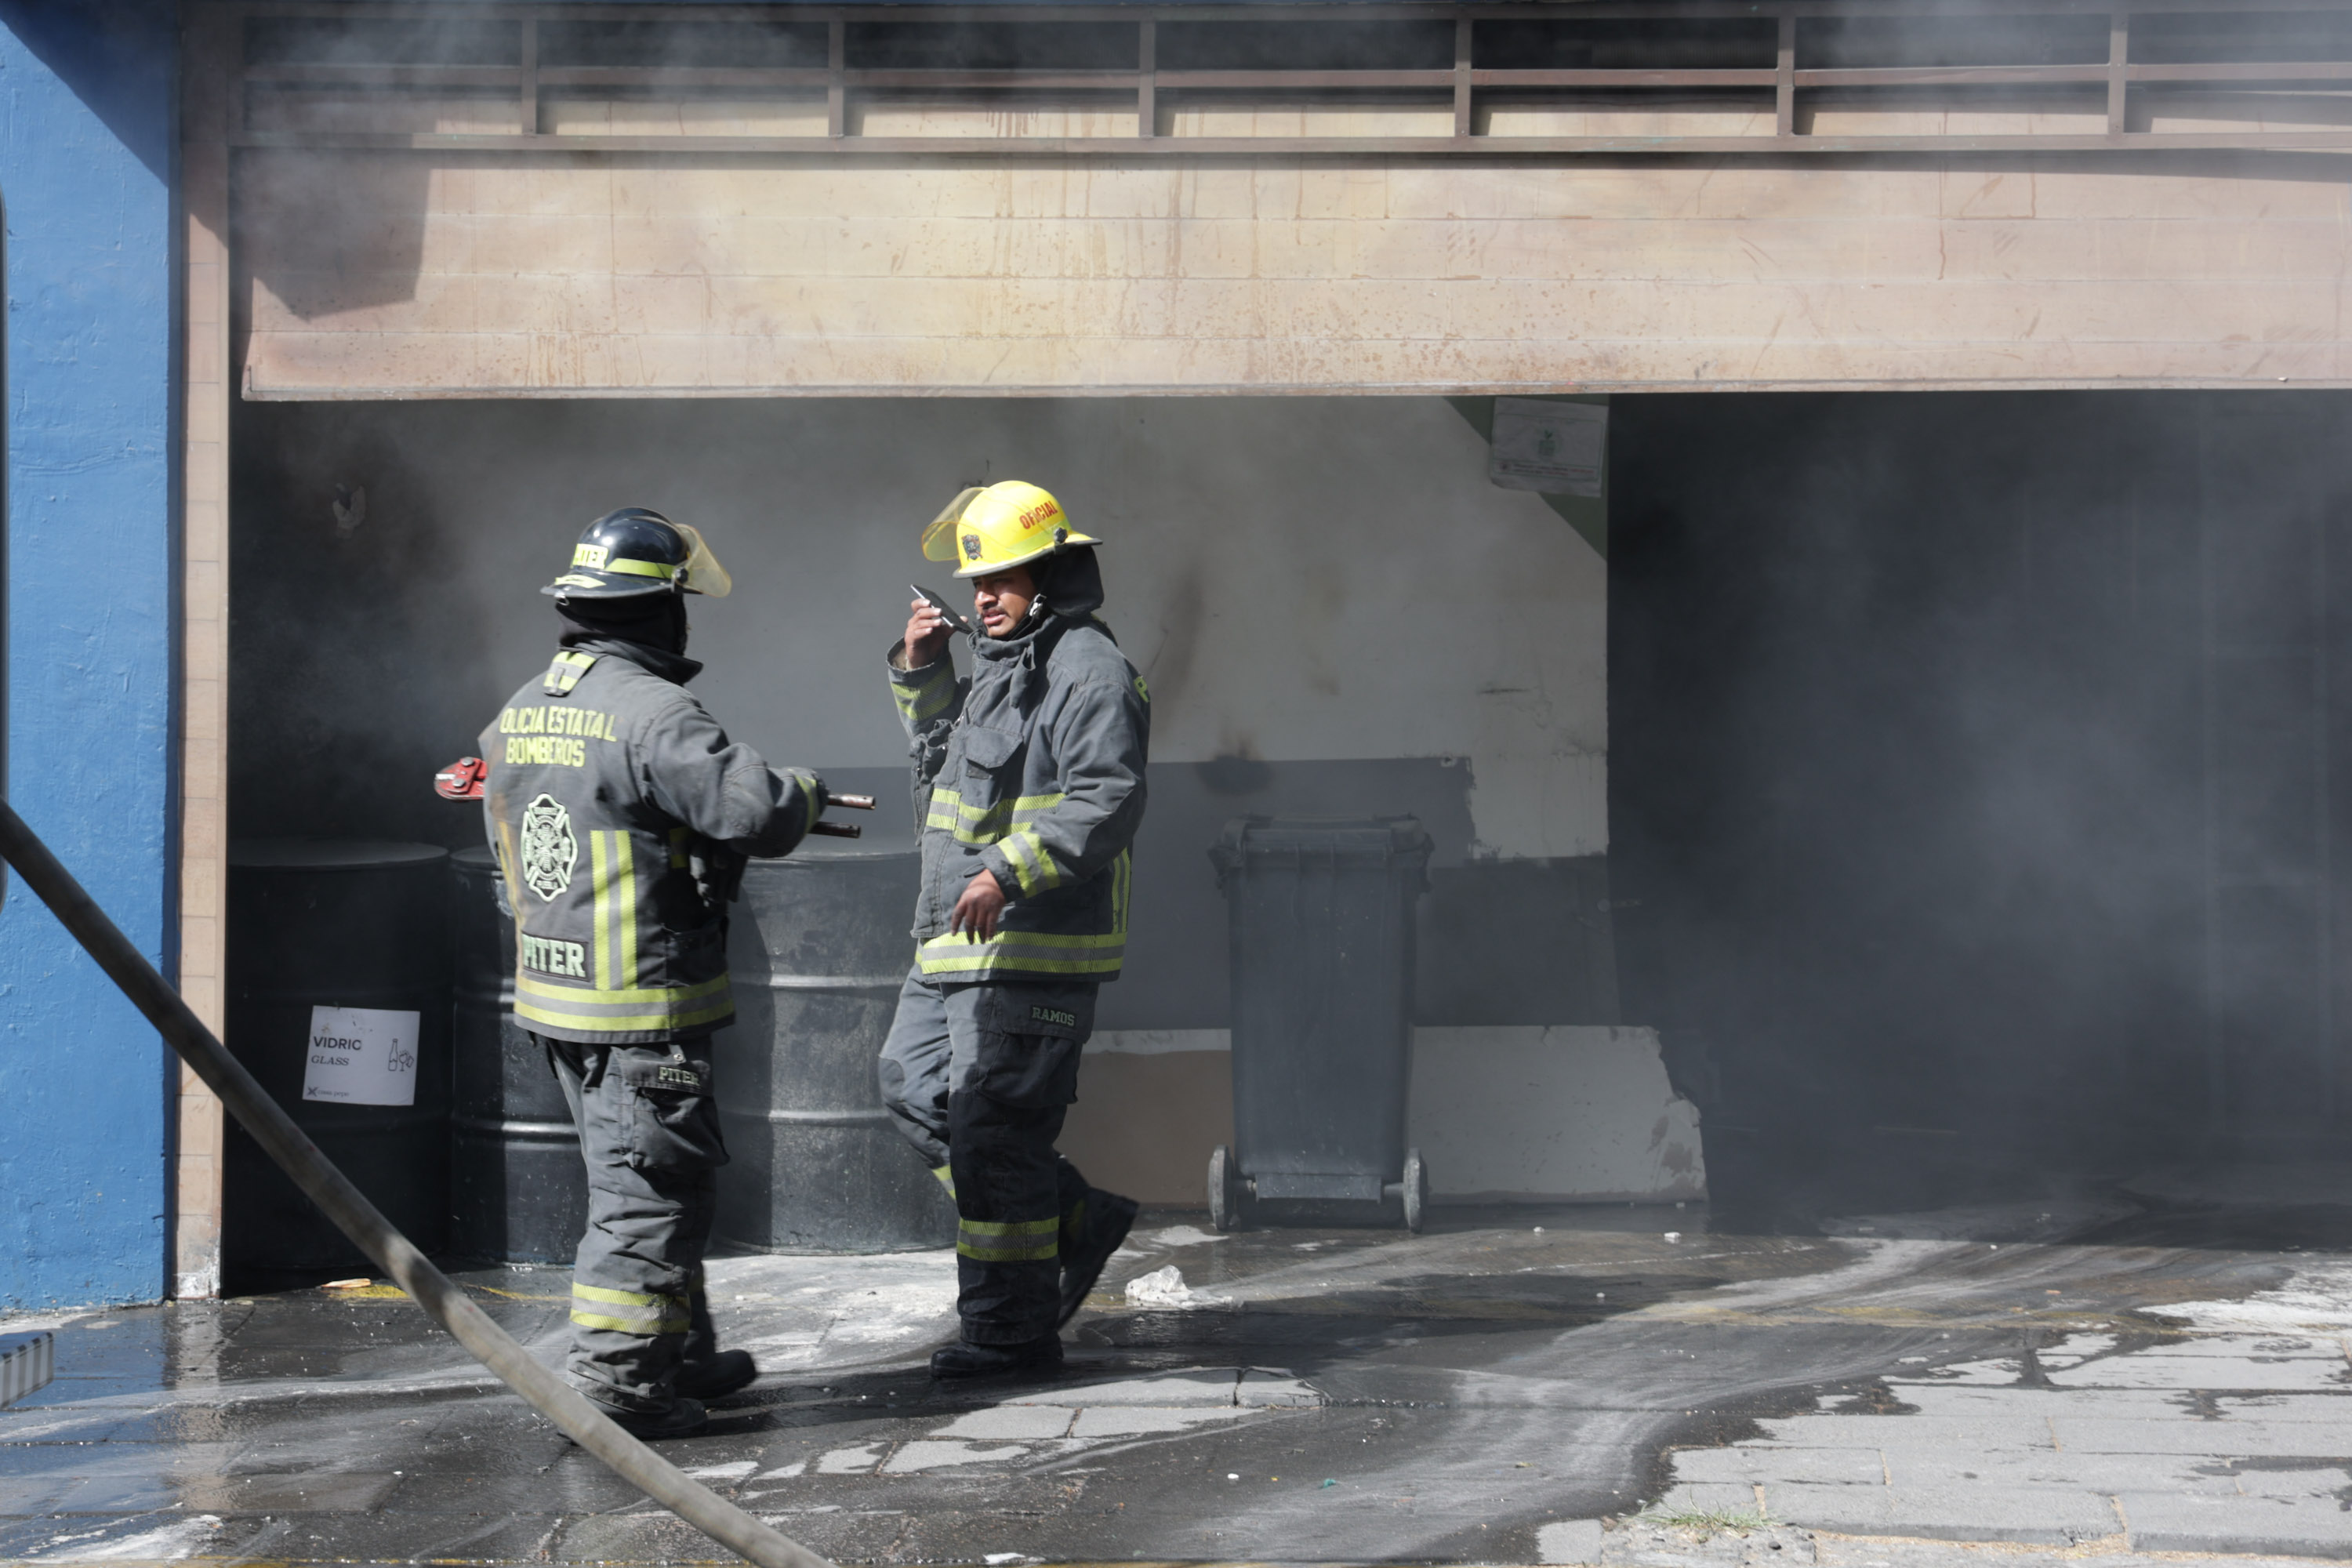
[1123, 1264, 1221, 1308]
[31, 1516, 222, 1562]
[1145, 1225, 1226, 1248]
[2155, 1257, 2352, 1334]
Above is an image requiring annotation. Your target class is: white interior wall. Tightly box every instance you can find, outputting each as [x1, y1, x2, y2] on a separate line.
[1070, 1026, 1707, 1204]
[401, 397, 1607, 858]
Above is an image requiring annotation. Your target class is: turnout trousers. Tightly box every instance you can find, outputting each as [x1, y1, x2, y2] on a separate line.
[877, 970, 1096, 1345]
[540, 1033, 727, 1414]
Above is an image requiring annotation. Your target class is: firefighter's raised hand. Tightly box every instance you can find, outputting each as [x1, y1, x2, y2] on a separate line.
[905, 595, 953, 670]
[950, 868, 1007, 942]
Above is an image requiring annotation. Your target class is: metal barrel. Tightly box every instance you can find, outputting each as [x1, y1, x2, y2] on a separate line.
[224, 840, 453, 1281]
[449, 846, 588, 1263]
[713, 845, 956, 1253]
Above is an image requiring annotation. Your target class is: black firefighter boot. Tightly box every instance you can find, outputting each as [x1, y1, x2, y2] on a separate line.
[600, 1396, 710, 1439]
[1057, 1158, 1140, 1329]
[676, 1276, 760, 1403]
[930, 1335, 1065, 1378]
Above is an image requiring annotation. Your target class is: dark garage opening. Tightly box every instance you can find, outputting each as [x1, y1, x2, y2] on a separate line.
[1610, 392, 2352, 1225]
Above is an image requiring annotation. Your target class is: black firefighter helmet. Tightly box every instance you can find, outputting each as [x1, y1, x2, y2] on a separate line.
[542, 507, 732, 601]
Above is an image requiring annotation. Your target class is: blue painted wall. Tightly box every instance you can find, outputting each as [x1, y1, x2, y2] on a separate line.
[0, 0, 177, 1309]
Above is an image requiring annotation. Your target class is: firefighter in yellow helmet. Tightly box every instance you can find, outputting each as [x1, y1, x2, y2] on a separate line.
[878, 481, 1151, 1377]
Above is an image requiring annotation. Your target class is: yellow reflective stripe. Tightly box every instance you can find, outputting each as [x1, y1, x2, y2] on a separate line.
[569, 1280, 691, 1332]
[669, 827, 689, 869]
[925, 789, 1062, 818]
[923, 789, 1071, 848]
[573, 1282, 678, 1308]
[960, 1218, 1058, 1236]
[590, 832, 613, 991]
[931, 1163, 956, 1196]
[515, 973, 730, 1004]
[1009, 829, 1065, 894]
[543, 650, 599, 695]
[570, 1309, 691, 1334]
[985, 793, 1065, 815]
[892, 664, 958, 723]
[956, 1218, 1061, 1263]
[910, 676, 959, 722]
[604, 557, 679, 579]
[918, 949, 1124, 977]
[613, 833, 637, 989]
[515, 997, 737, 1033]
[949, 793, 1063, 821]
[1004, 829, 1065, 896]
[947, 928, 1124, 949]
[1000, 829, 1041, 895]
[1113, 848, 1131, 936]
[493, 819, 525, 913]
[957, 1242, 1059, 1262]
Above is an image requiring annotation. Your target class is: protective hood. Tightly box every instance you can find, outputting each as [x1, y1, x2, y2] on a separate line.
[1032, 545, 1105, 624]
[971, 546, 1106, 663]
[559, 594, 692, 661]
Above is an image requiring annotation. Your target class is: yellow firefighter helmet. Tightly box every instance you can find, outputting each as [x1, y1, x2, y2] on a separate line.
[920, 481, 1101, 579]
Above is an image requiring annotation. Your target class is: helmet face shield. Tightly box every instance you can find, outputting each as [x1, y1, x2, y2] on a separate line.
[673, 522, 732, 598]
[921, 488, 985, 564]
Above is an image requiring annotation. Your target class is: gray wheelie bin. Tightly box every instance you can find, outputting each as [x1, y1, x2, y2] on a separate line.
[1207, 816, 1434, 1231]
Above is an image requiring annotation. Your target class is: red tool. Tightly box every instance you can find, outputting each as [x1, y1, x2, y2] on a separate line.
[434, 757, 488, 800]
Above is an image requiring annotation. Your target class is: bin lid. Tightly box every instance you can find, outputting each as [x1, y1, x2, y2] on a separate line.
[1209, 815, 1433, 868]
[230, 839, 449, 871]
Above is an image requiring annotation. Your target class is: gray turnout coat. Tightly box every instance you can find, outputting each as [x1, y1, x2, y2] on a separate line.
[887, 590, 1150, 985]
[480, 636, 819, 1043]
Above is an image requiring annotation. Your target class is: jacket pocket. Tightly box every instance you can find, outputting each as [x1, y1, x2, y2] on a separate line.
[615, 1051, 730, 1174]
[959, 721, 1026, 787]
[953, 721, 1031, 833]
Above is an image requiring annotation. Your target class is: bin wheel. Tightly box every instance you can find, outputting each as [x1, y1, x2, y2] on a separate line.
[1208, 1145, 1240, 1232]
[1403, 1149, 1428, 1234]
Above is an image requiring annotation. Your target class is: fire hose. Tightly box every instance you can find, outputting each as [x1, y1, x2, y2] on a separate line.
[0, 798, 838, 1568]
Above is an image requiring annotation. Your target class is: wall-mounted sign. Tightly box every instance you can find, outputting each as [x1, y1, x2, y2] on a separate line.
[302, 1005, 420, 1107]
[1488, 398, 1607, 497]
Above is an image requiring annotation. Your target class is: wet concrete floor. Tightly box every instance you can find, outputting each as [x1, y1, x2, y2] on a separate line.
[0, 1195, 2346, 1565]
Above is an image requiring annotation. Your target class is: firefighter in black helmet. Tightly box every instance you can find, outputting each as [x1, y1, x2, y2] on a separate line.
[480, 506, 833, 1439]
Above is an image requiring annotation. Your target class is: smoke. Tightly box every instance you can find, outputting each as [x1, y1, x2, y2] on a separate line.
[1610, 391, 2349, 1218]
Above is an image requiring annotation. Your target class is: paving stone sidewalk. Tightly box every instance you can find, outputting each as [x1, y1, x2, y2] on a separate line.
[1629, 1258, 2352, 1563]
